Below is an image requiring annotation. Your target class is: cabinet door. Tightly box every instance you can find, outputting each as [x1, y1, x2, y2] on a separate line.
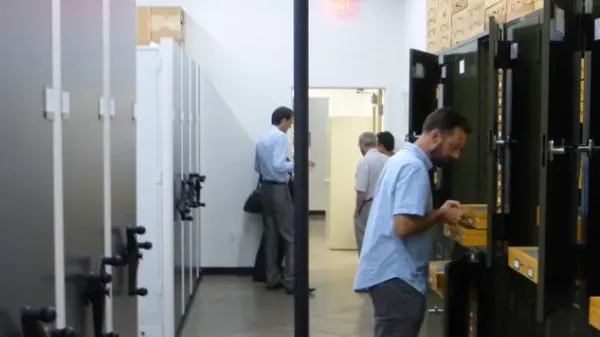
[0, 0, 57, 334]
[408, 49, 440, 139]
[62, 0, 110, 335]
[172, 43, 185, 325]
[584, 0, 600, 297]
[536, 0, 579, 321]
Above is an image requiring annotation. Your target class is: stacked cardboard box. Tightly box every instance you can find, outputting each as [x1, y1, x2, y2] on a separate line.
[137, 6, 185, 46]
[427, 0, 543, 53]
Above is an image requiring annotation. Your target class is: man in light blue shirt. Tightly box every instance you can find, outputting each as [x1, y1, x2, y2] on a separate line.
[255, 106, 314, 295]
[354, 107, 471, 337]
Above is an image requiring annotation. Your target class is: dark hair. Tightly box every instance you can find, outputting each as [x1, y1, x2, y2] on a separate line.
[377, 131, 395, 152]
[271, 106, 294, 125]
[422, 107, 472, 134]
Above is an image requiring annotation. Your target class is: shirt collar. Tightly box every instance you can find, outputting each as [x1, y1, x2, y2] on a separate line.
[271, 125, 284, 134]
[403, 143, 433, 170]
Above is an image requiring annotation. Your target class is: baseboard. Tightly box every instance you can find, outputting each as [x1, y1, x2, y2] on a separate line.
[309, 210, 325, 216]
[201, 267, 254, 276]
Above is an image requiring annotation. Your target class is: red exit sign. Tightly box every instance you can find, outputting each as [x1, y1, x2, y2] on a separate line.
[328, 0, 358, 17]
[331, 0, 351, 10]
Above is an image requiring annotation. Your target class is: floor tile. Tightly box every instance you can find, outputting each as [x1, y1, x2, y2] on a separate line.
[181, 215, 445, 337]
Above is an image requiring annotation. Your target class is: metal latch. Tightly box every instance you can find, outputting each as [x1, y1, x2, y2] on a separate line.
[548, 139, 600, 161]
[427, 305, 444, 315]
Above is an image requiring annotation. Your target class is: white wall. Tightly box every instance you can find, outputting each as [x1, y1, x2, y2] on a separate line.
[309, 88, 373, 117]
[168, 0, 426, 267]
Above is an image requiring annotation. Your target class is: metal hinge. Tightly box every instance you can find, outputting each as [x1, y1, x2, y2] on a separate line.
[99, 97, 116, 118]
[44, 87, 70, 120]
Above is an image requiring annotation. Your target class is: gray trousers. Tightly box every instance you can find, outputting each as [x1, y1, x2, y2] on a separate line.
[354, 200, 372, 256]
[369, 278, 426, 337]
[260, 183, 294, 289]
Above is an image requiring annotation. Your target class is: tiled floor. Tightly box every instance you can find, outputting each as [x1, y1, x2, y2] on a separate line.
[182, 216, 444, 337]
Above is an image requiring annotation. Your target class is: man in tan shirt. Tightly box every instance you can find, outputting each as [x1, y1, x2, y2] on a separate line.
[354, 132, 390, 255]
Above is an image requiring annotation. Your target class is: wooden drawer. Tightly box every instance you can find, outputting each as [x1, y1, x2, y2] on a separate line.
[507, 246, 538, 283]
[448, 224, 486, 247]
[461, 204, 487, 229]
[590, 297, 600, 330]
[429, 260, 450, 298]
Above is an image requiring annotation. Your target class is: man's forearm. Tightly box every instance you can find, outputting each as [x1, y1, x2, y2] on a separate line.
[395, 209, 443, 237]
[413, 209, 443, 234]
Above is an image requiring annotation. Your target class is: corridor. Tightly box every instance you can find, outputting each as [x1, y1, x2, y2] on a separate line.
[181, 216, 444, 337]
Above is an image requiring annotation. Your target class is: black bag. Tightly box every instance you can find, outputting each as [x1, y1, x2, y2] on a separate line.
[244, 179, 263, 214]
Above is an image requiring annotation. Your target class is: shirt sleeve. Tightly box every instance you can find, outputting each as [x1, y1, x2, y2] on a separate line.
[272, 134, 294, 174]
[355, 159, 369, 193]
[392, 163, 431, 217]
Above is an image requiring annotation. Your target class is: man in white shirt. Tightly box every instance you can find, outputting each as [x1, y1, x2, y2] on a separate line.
[354, 132, 389, 255]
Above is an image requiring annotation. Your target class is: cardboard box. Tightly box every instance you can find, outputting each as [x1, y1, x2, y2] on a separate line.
[137, 6, 185, 46]
[484, 0, 507, 29]
[534, 0, 543, 10]
[427, 24, 439, 52]
[506, 0, 535, 22]
[466, 0, 485, 36]
[451, 9, 468, 45]
[452, 0, 469, 14]
[485, 0, 504, 6]
[439, 0, 453, 22]
[439, 18, 452, 50]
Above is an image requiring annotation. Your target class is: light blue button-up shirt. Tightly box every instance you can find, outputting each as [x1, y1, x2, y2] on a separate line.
[255, 125, 294, 182]
[353, 142, 434, 294]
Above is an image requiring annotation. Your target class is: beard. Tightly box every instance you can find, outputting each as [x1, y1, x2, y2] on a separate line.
[429, 146, 455, 167]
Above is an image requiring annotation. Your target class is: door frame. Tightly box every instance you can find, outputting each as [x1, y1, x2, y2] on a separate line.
[289, 86, 387, 214]
[290, 86, 388, 133]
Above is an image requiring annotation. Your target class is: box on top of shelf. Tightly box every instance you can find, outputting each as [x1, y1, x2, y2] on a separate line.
[137, 6, 185, 46]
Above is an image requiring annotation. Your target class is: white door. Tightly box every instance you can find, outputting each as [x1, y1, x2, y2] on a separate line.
[325, 116, 373, 250]
[308, 97, 330, 212]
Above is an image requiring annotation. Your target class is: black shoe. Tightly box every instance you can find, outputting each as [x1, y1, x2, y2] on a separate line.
[266, 282, 284, 291]
[285, 287, 316, 295]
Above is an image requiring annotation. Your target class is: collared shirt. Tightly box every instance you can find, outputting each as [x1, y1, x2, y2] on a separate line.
[355, 148, 389, 200]
[353, 142, 434, 294]
[255, 125, 294, 182]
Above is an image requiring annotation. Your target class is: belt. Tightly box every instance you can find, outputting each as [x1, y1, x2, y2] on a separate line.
[364, 198, 373, 203]
[262, 180, 288, 185]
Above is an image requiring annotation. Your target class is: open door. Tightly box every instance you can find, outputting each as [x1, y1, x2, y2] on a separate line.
[585, 0, 600, 299]
[408, 49, 441, 140]
[408, 49, 448, 209]
[325, 116, 373, 250]
[370, 90, 384, 133]
[536, 0, 579, 322]
[486, 16, 506, 267]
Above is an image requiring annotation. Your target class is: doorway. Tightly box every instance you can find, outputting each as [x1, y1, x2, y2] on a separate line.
[291, 87, 385, 250]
